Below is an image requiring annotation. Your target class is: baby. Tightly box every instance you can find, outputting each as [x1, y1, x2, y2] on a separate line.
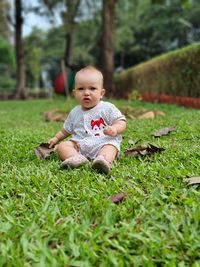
[48, 66, 126, 174]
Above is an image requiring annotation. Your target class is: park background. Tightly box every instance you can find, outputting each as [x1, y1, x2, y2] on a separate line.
[0, 0, 200, 104]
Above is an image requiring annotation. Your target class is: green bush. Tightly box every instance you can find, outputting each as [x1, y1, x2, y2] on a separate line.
[0, 35, 16, 69]
[115, 43, 200, 98]
[0, 75, 16, 92]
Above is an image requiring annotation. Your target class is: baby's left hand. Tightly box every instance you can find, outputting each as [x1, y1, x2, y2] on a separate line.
[103, 126, 117, 137]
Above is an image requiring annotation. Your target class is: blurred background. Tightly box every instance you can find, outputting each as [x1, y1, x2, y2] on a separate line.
[0, 0, 199, 101]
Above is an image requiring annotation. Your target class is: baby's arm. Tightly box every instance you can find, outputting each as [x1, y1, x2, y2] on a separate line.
[48, 128, 70, 148]
[103, 120, 126, 137]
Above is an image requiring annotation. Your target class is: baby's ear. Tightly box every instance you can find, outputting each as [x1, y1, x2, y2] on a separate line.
[101, 88, 105, 97]
[72, 89, 76, 96]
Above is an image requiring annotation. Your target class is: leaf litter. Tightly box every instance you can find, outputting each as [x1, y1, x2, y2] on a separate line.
[43, 107, 166, 122]
[152, 126, 176, 138]
[119, 106, 166, 119]
[44, 109, 67, 122]
[34, 143, 55, 160]
[185, 177, 200, 186]
[125, 144, 165, 157]
[108, 192, 126, 204]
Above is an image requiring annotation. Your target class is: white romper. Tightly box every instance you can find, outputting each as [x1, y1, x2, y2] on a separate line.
[63, 101, 126, 159]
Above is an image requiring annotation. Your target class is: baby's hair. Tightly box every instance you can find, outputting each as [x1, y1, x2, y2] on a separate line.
[77, 65, 102, 74]
[75, 65, 104, 85]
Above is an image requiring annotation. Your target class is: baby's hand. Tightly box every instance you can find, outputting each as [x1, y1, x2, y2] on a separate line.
[103, 126, 117, 137]
[48, 137, 59, 148]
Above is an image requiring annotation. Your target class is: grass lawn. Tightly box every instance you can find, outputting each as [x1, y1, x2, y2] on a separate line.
[0, 97, 200, 266]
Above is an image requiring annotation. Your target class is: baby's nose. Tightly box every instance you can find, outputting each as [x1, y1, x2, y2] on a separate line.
[84, 89, 90, 94]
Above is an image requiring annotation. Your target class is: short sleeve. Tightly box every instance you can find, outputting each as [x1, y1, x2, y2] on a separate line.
[104, 103, 126, 125]
[63, 111, 74, 134]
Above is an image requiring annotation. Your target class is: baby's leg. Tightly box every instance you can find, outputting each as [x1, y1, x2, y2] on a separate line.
[92, 145, 118, 174]
[56, 140, 79, 161]
[98, 144, 118, 163]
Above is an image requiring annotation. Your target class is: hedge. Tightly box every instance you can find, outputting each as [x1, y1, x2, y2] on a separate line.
[114, 43, 200, 99]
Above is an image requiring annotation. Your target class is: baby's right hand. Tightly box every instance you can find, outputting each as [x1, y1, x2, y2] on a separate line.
[48, 137, 59, 148]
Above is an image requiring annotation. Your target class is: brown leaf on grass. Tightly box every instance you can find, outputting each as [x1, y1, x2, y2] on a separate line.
[44, 109, 67, 122]
[34, 143, 55, 160]
[125, 144, 165, 157]
[119, 106, 165, 120]
[185, 177, 200, 186]
[138, 111, 155, 119]
[152, 126, 176, 138]
[109, 192, 126, 204]
[154, 110, 166, 117]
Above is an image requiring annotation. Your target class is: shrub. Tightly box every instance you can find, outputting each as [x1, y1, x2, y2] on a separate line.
[114, 43, 200, 99]
[0, 75, 15, 92]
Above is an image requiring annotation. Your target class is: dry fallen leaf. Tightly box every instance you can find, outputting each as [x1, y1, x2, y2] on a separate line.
[44, 109, 67, 122]
[152, 126, 176, 138]
[109, 192, 126, 204]
[138, 111, 155, 119]
[125, 144, 165, 157]
[119, 106, 165, 120]
[185, 177, 200, 186]
[34, 143, 55, 160]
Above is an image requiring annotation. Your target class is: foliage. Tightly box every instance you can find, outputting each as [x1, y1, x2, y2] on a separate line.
[0, 35, 15, 69]
[0, 0, 11, 41]
[73, 18, 101, 66]
[25, 2, 102, 88]
[0, 75, 16, 91]
[0, 98, 200, 265]
[0, 36, 16, 92]
[19, 0, 200, 92]
[114, 43, 200, 98]
[41, 26, 66, 83]
[24, 29, 44, 88]
[115, 0, 200, 68]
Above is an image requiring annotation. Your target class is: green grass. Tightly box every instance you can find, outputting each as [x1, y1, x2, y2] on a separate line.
[0, 97, 200, 266]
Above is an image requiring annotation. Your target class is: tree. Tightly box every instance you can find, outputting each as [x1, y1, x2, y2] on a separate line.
[115, 0, 136, 68]
[39, 0, 102, 96]
[113, 0, 198, 68]
[62, 0, 81, 97]
[61, 0, 80, 68]
[24, 28, 43, 88]
[39, 0, 82, 96]
[99, 0, 116, 96]
[14, 0, 26, 99]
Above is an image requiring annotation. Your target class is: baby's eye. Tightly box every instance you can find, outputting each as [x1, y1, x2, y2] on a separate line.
[77, 87, 84, 91]
[90, 87, 97, 91]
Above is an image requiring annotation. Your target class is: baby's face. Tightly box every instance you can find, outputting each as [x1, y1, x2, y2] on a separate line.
[74, 70, 105, 110]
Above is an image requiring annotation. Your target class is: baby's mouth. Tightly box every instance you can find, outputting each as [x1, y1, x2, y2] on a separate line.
[83, 97, 90, 101]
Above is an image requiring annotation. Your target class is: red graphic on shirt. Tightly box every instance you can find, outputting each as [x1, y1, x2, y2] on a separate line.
[91, 117, 106, 136]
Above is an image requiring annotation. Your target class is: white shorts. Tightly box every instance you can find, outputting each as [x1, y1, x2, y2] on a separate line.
[71, 136, 121, 160]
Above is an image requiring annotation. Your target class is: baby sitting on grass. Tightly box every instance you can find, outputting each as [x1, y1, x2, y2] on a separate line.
[48, 66, 126, 174]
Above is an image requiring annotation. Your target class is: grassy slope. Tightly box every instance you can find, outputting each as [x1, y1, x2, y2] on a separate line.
[0, 97, 200, 266]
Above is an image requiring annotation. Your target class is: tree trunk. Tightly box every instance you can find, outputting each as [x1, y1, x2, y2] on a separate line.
[99, 0, 116, 96]
[14, 0, 26, 99]
[64, 0, 80, 98]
